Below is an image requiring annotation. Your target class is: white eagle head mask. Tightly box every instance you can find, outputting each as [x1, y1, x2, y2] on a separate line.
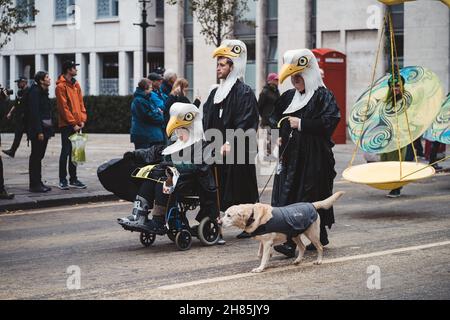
[279, 49, 325, 114]
[162, 103, 205, 155]
[212, 39, 247, 104]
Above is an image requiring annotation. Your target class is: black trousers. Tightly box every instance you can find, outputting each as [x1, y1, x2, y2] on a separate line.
[0, 155, 4, 190]
[29, 138, 49, 188]
[59, 126, 77, 182]
[429, 141, 442, 164]
[8, 121, 25, 154]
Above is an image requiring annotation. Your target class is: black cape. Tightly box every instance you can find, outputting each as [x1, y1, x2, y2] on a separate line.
[269, 87, 340, 228]
[203, 79, 259, 210]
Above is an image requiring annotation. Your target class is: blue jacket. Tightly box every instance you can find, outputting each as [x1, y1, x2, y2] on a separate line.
[150, 88, 168, 111]
[130, 88, 165, 143]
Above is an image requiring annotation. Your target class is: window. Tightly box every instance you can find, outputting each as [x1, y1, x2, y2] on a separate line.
[184, 0, 193, 24]
[55, 0, 76, 21]
[16, 0, 35, 23]
[266, 0, 278, 20]
[241, 0, 257, 22]
[266, 36, 278, 74]
[156, 0, 164, 19]
[97, 0, 119, 18]
[184, 39, 194, 100]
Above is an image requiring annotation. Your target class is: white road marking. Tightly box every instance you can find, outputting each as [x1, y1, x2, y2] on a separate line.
[158, 240, 450, 291]
[1, 201, 129, 217]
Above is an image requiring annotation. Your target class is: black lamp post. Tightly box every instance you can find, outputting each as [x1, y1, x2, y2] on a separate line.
[134, 0, 155, 77]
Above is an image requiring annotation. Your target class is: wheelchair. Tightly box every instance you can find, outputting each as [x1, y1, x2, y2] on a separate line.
[125, 183, 221, 251]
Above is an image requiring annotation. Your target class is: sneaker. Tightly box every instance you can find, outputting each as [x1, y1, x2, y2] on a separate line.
[216, 235, 226, 245]
[69, 179, 87, 189]
[387, 189, 401, 198]
[0, 189, 14, 200]
[58, 180, 70, 190]
[2, 149, 15, 158]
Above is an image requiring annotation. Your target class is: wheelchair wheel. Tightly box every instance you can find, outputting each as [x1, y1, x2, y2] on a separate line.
[198, 217, 220, 246]
[140, 232, 156, 247]
[167, 229, 177, 242]
[175, 230, 192, 251]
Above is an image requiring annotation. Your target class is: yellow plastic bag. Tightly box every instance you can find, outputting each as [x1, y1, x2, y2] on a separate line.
[69, 132, 88, 166]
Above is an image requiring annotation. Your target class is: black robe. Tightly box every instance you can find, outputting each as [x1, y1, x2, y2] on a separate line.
[203, 79, 259, 211]
[269, 87, 340, 228]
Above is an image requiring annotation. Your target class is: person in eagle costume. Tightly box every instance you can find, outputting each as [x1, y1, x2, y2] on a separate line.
[269, 49, 341, 256]
[98, 102, 218, 235]
[202, 40, 259, 228]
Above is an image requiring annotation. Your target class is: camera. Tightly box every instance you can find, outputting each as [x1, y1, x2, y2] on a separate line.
[0, 85, 14, 100]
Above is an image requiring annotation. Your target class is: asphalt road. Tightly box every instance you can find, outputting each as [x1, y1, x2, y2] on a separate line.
[0, 172, 449, 300]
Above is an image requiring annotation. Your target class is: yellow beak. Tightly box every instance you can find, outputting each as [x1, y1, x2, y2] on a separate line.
[278, 64, 306, 84]
[166, 116, 192, 137]
[212, 46, 239, 59]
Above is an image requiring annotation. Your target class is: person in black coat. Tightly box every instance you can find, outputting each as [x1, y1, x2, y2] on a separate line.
[269, 49, 340, 256]
[0, 94, 14, 199]
[258, 73, 280, 159]
[2, 77, 29, 158]
[27, 71, 55, 193]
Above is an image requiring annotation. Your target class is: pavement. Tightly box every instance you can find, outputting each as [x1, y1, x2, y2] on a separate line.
[0, 133, 449, 213]
[0, 133, 134, 212]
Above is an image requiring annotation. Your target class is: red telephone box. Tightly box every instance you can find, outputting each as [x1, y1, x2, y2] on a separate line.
[312, 48, 346, 144]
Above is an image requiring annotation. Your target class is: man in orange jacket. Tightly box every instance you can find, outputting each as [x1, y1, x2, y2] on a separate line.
[55, 60, 87, 190]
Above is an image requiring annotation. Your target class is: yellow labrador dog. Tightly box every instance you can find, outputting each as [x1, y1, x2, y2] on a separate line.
[220, 192, 344, 273]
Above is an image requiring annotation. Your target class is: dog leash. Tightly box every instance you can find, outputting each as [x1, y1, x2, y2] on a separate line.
[258, 129, 294, 200]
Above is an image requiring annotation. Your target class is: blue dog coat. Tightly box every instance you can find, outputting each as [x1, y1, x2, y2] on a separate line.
[250, 203, 318, 237]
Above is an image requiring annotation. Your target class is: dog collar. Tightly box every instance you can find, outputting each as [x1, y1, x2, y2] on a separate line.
[245, 210, 255, 227]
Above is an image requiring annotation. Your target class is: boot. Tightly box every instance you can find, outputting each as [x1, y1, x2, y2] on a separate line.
[274, 238, 296, 258]
[117, 196, 149, 230]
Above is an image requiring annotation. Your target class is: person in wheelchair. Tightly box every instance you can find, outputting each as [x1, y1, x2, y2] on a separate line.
[113, 103, 220, 238]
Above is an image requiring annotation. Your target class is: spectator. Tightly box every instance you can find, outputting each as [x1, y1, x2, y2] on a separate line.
[55, 60, 88, 190]
[148, 72, 168, 112]
[2, 77, 29, 158]
[164, 78, 200, 124]
[27, 71, 54, 193]
[130, 79, 165, 150]
[161, 69, 177, 97]
[0, 95, 14, 199]
[257, 73, 280, 159]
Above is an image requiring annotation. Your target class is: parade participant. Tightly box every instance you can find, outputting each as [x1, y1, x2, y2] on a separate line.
[116, 103, 219, 237]
[269, 49, 340, 256]
[202, 39, 259, 219]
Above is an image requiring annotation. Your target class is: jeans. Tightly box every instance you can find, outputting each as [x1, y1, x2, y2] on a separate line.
[29, 138, 49, 188]
[59, 126, 77, 182]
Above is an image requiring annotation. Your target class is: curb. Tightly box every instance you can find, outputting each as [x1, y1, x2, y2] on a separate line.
[0, 192, 119, 213]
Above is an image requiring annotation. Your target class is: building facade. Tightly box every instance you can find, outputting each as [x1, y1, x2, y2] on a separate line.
[0, 0, 165, 98]
[1, 0, 449, 123]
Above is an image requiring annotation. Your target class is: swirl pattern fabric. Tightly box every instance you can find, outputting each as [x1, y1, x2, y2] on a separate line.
[348, 66, 444, 153]
[423, 94, 450, 144]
